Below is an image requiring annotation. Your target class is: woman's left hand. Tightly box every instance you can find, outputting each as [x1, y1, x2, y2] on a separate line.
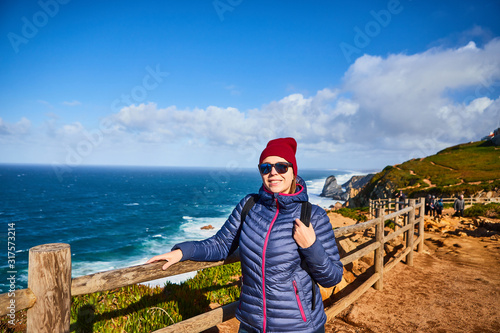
[293, 218, 316, 248]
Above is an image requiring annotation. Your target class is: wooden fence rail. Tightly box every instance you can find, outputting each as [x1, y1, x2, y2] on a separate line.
[369, 196, 499, 218]
[1, 198, 425, 332]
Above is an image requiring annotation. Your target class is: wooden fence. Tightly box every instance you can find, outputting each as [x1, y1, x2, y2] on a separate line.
[1, 198, 425, 332]
[369, 196, 499, 218]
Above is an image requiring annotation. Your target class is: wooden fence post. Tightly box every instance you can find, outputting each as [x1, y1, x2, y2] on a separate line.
[27, 243, 71, 333]
[406, 199, 416, 266]
[374, 207, 384, 291]
[369, 199, 372, 218]
[418, 198, 425, 253]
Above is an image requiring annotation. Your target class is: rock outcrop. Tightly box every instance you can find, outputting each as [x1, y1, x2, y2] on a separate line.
[349, 171, 397, 208]
[320, 175, 347, 200]
[320, 174, 375, 202]
[342, 174, 374, 192]
[201, 225, 214, 230]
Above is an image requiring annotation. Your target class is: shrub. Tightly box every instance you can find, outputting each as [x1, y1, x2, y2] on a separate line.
[464, 203, 500, 219]
[335, 207, 368, 222]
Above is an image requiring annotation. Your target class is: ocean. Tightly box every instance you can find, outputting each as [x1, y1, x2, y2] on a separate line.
[0, 164, 357, 293]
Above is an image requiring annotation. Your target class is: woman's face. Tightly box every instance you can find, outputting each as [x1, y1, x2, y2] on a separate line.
[260, 156, 294, 194]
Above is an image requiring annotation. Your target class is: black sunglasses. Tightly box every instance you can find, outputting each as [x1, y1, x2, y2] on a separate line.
[258, 162, 293, 175]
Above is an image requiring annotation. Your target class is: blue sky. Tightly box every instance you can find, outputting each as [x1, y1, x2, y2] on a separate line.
[1, 0, 499, 173]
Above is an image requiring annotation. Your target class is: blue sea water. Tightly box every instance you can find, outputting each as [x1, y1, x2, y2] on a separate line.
[0, 164, 356, 293]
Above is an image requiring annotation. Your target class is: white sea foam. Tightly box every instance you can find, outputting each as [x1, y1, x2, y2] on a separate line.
[179, 216, 227, 240]
[143, 272, 197, 288]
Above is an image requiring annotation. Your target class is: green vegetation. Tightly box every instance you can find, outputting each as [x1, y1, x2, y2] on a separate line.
[0, 263, 243, 332]
[333, 207, 369, 222]
[385, 220, 396, 230]
[464, 203, 500, 219]
[399, 141, 500, 187]
[368, 141, 500, 199]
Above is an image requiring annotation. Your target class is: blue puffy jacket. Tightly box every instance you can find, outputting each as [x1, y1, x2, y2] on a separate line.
[173, 177, 343, 332]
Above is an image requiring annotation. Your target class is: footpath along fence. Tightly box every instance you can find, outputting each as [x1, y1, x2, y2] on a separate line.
[1, 198, 425, 332]
[369, 196, 499, 218]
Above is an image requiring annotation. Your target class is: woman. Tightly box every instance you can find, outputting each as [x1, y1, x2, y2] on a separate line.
[147, 137, 343, 333]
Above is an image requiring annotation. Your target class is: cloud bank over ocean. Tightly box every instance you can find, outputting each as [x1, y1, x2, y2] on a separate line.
[1, 39, 499, 170]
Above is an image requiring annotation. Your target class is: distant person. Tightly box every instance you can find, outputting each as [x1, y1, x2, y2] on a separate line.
[395, 190, 406, 210]
[454, 194, 465, 217]
[425, 194, 432, 216]
[147, 137, 343, 333]
[435, 198, 444, 219]
[430, 195, 436, 217]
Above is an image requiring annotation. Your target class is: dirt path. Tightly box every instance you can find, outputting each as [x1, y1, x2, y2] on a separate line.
[327, 218, 500, 333]
[429, 161, 456, 171]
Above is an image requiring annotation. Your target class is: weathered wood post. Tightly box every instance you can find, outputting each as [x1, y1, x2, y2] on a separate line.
[417, 198, 425, 253]
[374, 207, 384, 291]
[27, 243, 71, 333]
[403, 198, 409, 241]
[406, 199, 416, 266]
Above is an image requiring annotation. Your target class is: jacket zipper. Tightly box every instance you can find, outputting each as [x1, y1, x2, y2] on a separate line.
[293, 280, 307, 322]
[262, 198, 279, 333]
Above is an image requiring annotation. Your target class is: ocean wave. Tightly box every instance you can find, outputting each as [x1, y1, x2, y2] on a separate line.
[124, 203, 140, 206]
[180, 216, 226, 239]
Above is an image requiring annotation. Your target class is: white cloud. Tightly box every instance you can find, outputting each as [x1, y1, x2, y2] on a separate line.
[37, 100, 54, 109]
[2, 38, 499, 169]
[0, 117, 31, 136]
[341, 38, 500, 149]
[62, 100, 82, 106]
[225, 84, 241, 96]
[104, 87, 357, 149]
[117, 40, 489, 164]
[99, 38, 499, 165]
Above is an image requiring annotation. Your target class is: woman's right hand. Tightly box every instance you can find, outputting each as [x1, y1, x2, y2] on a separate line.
[146, 249, 183, 270]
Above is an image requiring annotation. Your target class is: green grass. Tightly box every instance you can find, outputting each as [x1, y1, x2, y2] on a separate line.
[375, 141, 499, 198]
[464, 203, 500, 219]
[75, 262, 241, 332]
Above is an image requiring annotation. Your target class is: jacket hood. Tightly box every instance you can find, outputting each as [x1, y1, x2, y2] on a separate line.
[258, 175, 309, 210]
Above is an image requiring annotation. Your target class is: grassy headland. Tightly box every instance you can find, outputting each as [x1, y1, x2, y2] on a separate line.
[352, 141, 500, 205]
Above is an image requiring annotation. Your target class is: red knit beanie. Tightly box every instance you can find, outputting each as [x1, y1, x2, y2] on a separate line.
[259, 137, 297, 177]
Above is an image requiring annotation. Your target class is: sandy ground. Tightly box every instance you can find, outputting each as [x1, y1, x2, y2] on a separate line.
[208, 209, 500, 333]
[327, 229, 500, 332]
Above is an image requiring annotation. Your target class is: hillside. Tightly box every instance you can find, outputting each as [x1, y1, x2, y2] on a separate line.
[351, 141, 500, 206]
